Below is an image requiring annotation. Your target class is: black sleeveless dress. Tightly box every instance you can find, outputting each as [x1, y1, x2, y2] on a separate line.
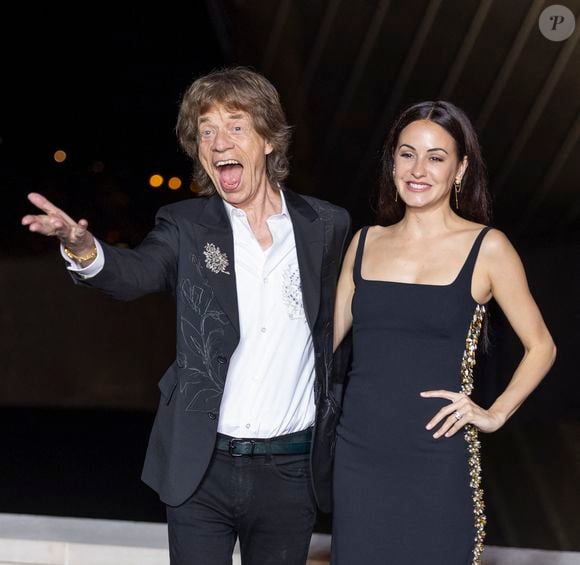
[331, 226, 491, 565]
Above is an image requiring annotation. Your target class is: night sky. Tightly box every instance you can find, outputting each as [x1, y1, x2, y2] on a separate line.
[3, 6, 226, 253]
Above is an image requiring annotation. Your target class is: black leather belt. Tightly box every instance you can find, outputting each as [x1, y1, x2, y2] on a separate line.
[215, 428, 312, 457]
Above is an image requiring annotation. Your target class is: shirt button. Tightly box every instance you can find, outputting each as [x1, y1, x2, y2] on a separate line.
[207, 412, 216, 420]
[246, 424, 251, 429]
[263, 277, 268, 283]
[217, 356, 227, 364]
[261, 327, 266, 333]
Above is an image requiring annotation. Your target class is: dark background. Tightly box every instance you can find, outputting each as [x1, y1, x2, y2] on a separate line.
[2, 0, 579, 551]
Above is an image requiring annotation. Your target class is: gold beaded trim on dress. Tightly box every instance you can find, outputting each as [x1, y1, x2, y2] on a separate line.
[460, 304, 486, 564]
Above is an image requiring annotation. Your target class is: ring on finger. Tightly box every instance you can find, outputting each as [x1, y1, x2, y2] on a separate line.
[453, 411, 462, 421]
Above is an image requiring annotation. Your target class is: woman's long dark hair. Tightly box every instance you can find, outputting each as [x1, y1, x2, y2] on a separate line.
[376, 101, 491, 225]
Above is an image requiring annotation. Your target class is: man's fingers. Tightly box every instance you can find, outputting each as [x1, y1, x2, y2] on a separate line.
[27, 192, 60, 214]
[27, 192, 76, 225]
[22, 213, 73, 239]
[23, 194, 88, 243]
[22, 215, 54, 235]
[23, 195, 93, 248]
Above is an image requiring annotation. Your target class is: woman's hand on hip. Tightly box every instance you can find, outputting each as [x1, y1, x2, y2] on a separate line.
[420, 390, 506, 438]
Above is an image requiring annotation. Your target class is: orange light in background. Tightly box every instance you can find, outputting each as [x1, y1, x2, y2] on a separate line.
[189, 181, 201, 193]
[149, 174, 164, 188]
[168, 177, 182, 190]
[54, 150, 67, 163]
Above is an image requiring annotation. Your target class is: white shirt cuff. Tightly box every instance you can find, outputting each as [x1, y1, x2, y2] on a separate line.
[60, 240, 105, 278]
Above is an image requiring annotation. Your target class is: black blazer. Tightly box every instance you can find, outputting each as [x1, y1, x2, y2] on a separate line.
[75, 190, 351, 511]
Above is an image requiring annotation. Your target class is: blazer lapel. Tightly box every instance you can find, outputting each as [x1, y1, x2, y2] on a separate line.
[194, 196, 240, 337]
[285, 190, 324, 331]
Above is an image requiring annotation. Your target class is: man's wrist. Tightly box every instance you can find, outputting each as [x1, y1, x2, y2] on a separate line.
[63, 245, 98, 263]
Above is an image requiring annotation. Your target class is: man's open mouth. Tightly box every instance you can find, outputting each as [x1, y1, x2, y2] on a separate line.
[215, 159, 243, 190]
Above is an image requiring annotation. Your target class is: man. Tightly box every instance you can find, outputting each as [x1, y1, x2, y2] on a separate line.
[22, 66, 351, 565]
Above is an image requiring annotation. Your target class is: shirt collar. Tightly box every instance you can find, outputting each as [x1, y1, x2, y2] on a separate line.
[222, 190, 289, 224]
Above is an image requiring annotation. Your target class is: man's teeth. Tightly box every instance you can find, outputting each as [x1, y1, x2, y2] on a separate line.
[215, 160, 241, 167]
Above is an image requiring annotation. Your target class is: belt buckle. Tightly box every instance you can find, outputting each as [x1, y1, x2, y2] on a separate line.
[228, 438, 255, 457]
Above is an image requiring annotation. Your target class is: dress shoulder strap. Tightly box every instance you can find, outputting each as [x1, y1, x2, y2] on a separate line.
[458, 226, 492, 284]
[353, 226, 370, 284]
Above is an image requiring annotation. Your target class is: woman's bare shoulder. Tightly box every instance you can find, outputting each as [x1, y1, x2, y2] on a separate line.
[366, 223, 399, 241]
[479, 227, 515, 257]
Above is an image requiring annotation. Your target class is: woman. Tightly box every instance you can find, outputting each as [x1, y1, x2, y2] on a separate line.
[331, 101, 556, 564]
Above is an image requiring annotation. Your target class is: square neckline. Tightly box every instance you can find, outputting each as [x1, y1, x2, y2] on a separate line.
[357, 225, 491, 299]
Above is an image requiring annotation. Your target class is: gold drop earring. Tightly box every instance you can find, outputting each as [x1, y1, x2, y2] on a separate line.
[454, 177, 462, 209]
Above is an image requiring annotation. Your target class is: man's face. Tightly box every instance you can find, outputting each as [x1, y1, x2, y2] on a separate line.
[197, 104, 273, 208]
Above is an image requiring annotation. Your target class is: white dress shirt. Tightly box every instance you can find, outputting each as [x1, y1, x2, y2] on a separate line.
[63, 191, 316, 439]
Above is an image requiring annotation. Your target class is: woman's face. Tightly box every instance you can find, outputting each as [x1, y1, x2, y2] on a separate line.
[393, 119, 467, 211]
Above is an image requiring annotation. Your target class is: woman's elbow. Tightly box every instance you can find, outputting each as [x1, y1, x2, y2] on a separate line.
[548, 339, 557, 367]
[539, 333, 557, 370]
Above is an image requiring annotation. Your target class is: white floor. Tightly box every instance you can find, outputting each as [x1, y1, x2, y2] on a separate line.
[0, 513, 578, 565]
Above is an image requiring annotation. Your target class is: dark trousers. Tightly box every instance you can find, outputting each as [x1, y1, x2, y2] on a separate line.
[166, 449, 316, 565]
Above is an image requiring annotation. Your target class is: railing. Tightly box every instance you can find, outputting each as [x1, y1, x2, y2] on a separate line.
[1, 514, 579, 565]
